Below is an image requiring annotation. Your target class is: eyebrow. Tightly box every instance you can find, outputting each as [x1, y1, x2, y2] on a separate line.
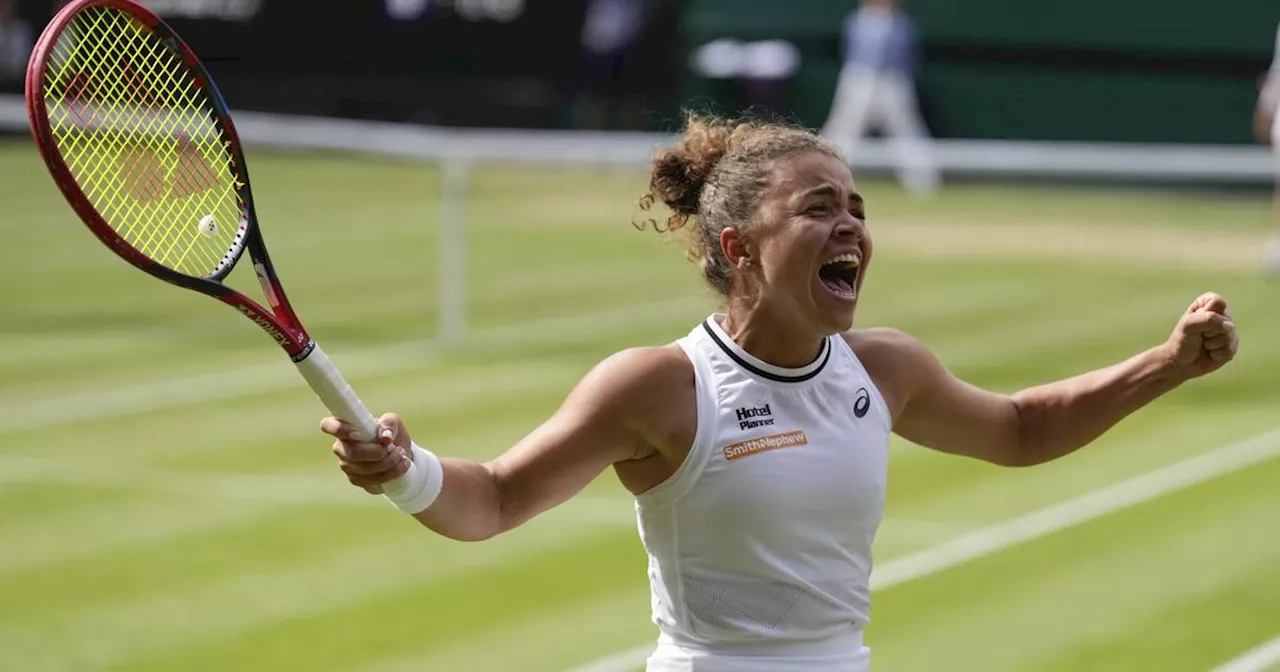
[800, 185, 865, 207]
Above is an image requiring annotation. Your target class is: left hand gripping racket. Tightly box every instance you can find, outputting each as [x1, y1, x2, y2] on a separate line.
[25, 0, 422, 498]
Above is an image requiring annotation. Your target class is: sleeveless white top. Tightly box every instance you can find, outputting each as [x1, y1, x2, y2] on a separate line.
[634, 315, 892, 671]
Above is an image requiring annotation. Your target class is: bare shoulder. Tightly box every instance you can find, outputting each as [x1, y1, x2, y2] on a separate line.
[579, 344, 694, 406]
[579, 344, 698, 492]
[842, 326, 917, 353]
[564, 343, 696, 437]
[839, 327, 944, 422]
[840, 327, 937, 367]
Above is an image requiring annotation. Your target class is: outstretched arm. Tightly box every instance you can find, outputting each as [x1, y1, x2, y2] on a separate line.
[886, 293, 1238, 467]
[321, 346, 689, 541]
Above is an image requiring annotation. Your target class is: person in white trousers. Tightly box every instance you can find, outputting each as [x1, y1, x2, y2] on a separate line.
[1255, 21, 1280, 274]
[820, 0, 939, 195]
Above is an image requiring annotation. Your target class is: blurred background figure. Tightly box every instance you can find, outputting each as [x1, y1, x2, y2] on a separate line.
[820, 0, 939, 196]
[0, 0, 33, 94]
[573, 0, 652, 130]
[1256, 19, 1280, 274]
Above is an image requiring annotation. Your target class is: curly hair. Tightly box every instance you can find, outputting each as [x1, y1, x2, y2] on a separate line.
[637, 112, 843, 298]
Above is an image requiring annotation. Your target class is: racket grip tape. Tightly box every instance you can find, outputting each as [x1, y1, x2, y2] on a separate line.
[294, 343, 430, 510]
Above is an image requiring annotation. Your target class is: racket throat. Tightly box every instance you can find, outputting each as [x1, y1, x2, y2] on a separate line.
[252, 261, 284, 309]
[291, 339, 318, 363]
[250, 257, 308, 344]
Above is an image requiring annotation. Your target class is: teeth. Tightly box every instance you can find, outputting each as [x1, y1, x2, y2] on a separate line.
[821, 253, 861, 268]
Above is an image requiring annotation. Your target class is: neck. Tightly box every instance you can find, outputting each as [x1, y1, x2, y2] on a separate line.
[722, 299, 826, 369]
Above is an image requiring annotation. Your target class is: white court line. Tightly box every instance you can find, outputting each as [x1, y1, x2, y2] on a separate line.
[0, 282, 1119, 437]
[0, 455, 634, 524]
[1210, 634, 1280, 672]
[2, 456, 973, 541]
[2, 266, 1061, 436]
[564, 427, 1280, 672]
[0, 277, 1034, 436]
[0, 295, 712, 435]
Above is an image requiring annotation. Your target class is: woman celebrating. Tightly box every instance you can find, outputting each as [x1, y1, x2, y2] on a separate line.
[321, 113, 1238, 671]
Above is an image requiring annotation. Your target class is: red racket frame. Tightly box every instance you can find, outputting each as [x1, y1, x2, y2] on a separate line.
[26, 0, 315, 360]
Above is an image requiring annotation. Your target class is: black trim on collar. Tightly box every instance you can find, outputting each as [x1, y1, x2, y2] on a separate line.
[701, 320, 831, 383]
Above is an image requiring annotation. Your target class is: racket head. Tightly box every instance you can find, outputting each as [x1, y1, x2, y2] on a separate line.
[26, 0, 257, 285]
[25, 0, 311, 357]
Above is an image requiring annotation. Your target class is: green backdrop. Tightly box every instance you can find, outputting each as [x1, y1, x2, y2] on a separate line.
[677, 0, 1280, 144]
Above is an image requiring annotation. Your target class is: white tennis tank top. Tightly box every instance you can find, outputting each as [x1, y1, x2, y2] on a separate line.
[634, 315, 892, 671]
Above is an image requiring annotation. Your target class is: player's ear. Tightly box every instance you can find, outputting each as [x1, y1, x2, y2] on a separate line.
[721, 227, 754, 268]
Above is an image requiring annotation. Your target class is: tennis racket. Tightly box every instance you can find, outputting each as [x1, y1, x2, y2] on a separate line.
[24, 0, 422, 497]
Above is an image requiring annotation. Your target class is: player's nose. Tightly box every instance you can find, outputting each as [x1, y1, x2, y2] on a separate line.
[833, 214, 860, 238]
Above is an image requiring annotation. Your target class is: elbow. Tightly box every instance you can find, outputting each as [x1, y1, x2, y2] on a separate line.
[486, 462, 517, 540]
[999, 394, 1087, 468]
[986, 441, 1041, 468]
[993, 397, 1048, 468]
[406, 510, 501, 543]
[450, 529, 500, 543]
[990, 447, 1042, 469]
[424, 523, 495, 543]
[422, 515, 503, 544]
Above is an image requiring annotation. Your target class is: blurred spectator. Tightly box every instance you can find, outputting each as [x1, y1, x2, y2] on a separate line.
[820, 0, 939, 196]
[0, 0, 33, 93]
[1257, 20, 1280, 274]
[573, 0, 651, 130]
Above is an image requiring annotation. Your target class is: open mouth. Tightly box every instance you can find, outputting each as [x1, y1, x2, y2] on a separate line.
[818, 253, 860, 299]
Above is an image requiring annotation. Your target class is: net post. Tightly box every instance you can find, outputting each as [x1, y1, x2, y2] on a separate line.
[438, 157, 471, 346]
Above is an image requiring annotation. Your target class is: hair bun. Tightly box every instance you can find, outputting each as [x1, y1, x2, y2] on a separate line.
[646, 114, 734, 226]
[633, 110, 841, 298]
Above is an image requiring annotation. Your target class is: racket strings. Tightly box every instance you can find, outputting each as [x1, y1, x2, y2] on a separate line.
[43, 6, 245, 278]
[70, 9, 235, 272]
[51, 14, 203, 251]
[53, 29, 230, 274]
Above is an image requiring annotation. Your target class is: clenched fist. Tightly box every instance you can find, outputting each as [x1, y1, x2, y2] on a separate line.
[1162, 292, 1238, 379]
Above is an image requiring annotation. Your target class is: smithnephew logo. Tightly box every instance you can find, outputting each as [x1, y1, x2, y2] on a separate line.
[722, 430, 808, 462]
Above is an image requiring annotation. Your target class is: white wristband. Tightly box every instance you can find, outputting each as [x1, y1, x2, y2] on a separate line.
[382, 443, 444, 514]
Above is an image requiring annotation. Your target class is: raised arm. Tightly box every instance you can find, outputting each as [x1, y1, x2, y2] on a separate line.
[864, 293, 1237, 467]
[321, 346, 691, 541]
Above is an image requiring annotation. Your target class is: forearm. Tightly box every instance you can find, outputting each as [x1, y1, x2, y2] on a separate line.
[1009, 345, 1187, 466]
[404, 457, 502, 542]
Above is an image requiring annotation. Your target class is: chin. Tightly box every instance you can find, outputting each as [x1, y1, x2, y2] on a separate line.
[810, 291, 858, 333]
[825, 307, 857, 333]
[808, 288, 860, 332]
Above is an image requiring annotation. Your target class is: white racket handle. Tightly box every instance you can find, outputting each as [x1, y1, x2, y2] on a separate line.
[295, 343, 429, 509]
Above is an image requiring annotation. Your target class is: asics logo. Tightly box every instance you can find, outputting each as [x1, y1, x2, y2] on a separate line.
[853, 388, 871, 419]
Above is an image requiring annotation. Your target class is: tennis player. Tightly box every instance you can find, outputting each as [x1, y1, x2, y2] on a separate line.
[320, 114, 1239, 671]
